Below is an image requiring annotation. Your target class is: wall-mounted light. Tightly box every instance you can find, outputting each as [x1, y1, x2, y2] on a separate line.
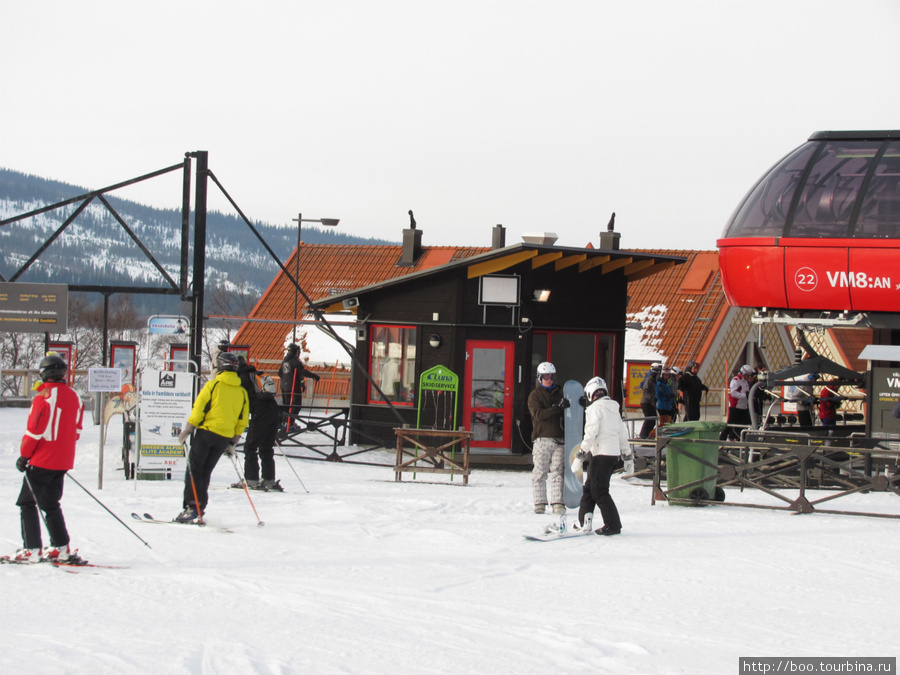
[429, 334, 442, 348]
[533, 289, 551, 302]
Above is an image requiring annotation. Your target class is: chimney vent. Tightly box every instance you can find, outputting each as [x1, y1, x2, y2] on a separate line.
[492, 224, 506, 249]
[398, 210, 422, 266]
[598, 212, 620, 250]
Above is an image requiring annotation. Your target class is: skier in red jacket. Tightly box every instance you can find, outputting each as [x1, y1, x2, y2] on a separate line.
[13, 353, 84, 563]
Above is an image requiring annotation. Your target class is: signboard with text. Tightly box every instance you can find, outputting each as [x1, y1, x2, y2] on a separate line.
[624, 361, 653, 409]
[138, 368, 194, 477]
[0, 282, 68, 333]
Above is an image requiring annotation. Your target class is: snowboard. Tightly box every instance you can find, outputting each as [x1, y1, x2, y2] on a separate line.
[524, 513, 592, 542]
[562, 379, 584, 509]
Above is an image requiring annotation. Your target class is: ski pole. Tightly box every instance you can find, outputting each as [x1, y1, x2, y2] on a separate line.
[274, 437, 309, 493]
[22, 469, 52, 535]
[182, 441, 205, 526]
[65, 472, 152, 549]
[228, 451, 265, 527]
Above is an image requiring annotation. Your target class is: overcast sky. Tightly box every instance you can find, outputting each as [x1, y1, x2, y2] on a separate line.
[3, 1, 898, 251]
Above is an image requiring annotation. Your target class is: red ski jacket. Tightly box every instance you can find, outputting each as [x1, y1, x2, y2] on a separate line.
[20, 382, 84, 471]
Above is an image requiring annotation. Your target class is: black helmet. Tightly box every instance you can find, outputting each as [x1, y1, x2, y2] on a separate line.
[287, 343, 299, 355]
[39, 354, 67, 382]
[216, 351, 239, 372]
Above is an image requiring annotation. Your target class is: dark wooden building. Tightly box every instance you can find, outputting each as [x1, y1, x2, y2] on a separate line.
[309, 224, 684, 461]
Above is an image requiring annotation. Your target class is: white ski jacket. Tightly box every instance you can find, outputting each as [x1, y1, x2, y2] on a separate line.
[581, 397, 632, 459]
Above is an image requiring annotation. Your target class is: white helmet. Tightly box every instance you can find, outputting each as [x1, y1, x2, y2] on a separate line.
[536, 362, 556, 376]
[584, 378, 608, 401]
[740, 364, 754, 376]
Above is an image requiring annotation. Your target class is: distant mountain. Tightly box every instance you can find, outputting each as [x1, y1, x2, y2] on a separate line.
[0, 168, 396, 315]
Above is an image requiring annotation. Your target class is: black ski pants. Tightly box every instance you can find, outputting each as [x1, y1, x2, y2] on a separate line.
[639, 401, 657, 438]
[183, 428, 229, 511]
[243, 415, 278, 482]
[16, 466, 69, 549]
[578, 454, 622, 531]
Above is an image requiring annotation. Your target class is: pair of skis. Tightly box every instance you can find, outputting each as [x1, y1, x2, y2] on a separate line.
[0, 555, 126, 571]
[130, 512, 233, 533]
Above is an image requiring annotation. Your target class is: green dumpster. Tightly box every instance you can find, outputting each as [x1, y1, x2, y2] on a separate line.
[660, 421, 726, 502]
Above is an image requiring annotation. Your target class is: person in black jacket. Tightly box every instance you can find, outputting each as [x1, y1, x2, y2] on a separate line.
[638, 363, 661, 438]
[236, 358, 282, 490]
[527, 362, 570, 515]
[678, 361, 709, 422]
[279, 343, 320, 428]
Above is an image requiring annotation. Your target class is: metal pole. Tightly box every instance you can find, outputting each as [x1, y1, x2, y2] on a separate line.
[292, 213, 301, 343]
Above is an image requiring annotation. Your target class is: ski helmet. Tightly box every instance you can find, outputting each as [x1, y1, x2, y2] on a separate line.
[651, 362, 662, 372]
[536, 362, 556, 376]
[38, 353, 67, 382]
[584, 378, 608, 401]
[687, 361, 699, 371]
[216, 351, 240, 372]
[671, 366, 681, 375]
[287, 343, 299, 355]
[740, 364, 754, 376]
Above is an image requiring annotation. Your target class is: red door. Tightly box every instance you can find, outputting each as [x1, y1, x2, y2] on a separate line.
[463, 340, 514, 451]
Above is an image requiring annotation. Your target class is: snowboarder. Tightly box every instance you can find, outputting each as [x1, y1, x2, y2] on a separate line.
[13, 353, 85, 562]
[527, 362, 569, 515]
[176, 351, 249, 522]
[655, 365, 678, 428]
[573, 378, 633, 536]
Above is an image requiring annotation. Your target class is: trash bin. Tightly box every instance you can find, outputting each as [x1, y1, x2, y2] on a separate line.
[659, 421, 726, 502]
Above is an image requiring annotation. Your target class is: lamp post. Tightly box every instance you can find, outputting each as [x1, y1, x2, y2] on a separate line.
[291, 213, 340, 341]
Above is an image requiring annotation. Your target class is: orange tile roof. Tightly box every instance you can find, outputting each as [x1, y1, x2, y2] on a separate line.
[624, 249, 727, 367]
[233, 243, 488, 366]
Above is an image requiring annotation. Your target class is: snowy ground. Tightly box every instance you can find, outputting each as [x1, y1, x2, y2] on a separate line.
[1, 407, 898, 675]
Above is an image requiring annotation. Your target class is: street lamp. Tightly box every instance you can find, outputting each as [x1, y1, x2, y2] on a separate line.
[291, 213, 340, 341]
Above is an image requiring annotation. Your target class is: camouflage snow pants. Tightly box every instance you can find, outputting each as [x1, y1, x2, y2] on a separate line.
[532, 437, 565, 506]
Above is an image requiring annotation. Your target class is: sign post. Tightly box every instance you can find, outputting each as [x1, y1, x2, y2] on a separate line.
[88, 367, 124, 489]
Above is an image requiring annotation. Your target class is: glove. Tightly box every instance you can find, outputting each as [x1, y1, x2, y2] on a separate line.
[313, 374, 321, 383]
[578, 395, 588, 407]
[223, 444, 237, 458]
[16, 456, 28, 472]
[556, 398, 571, 410]
[623, 457, 635, 476]
[178, 423, 196, 445]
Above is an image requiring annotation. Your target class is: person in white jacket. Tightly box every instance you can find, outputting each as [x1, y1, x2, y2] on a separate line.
[574, 378, 633, 535]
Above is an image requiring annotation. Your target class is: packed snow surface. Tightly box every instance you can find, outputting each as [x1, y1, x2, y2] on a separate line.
[1, 407, 897, 674]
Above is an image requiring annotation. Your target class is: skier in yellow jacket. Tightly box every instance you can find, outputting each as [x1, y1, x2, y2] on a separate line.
[175, 351, 249, 522]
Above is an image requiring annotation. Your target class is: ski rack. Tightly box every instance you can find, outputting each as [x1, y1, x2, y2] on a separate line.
[651, 433, 900, 519]
[393, 427, 472, 486]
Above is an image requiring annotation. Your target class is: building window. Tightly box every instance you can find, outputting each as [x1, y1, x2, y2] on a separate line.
[532, 331, 615, 393]
[368, 325, 417, 405]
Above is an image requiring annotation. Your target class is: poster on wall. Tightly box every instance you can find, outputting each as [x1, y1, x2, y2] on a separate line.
[110, 342, 137, 388]
[169, 343, 189, 372]
[48, 341, 75, 386]
[138, 368, 195, 477]
[624, 361, 653, 409]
